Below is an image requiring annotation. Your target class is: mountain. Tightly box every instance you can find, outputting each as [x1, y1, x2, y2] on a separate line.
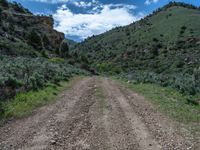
[0, 0, 88, 103]
[72, 2, 200, 95]
[0, 0, 64, 57]
[64, 39, 77, 50]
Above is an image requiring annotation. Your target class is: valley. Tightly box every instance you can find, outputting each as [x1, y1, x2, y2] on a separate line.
[0, 0, 200, 149]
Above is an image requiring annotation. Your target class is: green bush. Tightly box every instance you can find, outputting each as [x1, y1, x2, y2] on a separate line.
[6, 76, 22, 88]
[194, 67, 200, 92]
[41, 50, 49, 58]
[0, 102, 4, 118]
[0, 7, 3, 14]
[96, 62, 121, 74]
[0, 55, 89, 101]
[43, 35, 50, 49]
[60, 41, 69, 58]
[0, 0, 9, 7]
[27, 30, 42, 50]
[12, 2, 29, 13]
[121, 70, 199, 96]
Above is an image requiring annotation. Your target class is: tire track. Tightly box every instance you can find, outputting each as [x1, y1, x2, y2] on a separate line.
[0, 77, 93, 150]
[101, 78, 161, 150]
[0, 77, 193, 150]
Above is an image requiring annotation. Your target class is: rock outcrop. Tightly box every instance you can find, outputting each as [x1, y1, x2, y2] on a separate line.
[0, 1, 64, 56]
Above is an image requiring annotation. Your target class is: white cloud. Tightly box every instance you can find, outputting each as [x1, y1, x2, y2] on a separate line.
[53, 4, 143, 40]
[73, 1, 93, 8]
[26, 0, 98, 6]
[145, 0, 159, 5]
[27, 0, 69, 3]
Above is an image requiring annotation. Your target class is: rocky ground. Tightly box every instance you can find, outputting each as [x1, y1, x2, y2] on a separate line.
[0, 77, 196, 150]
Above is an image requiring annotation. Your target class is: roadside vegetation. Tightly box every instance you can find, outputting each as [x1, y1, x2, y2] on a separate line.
[0, 55, 88, 117]
[115, 77, 200, 123]
[115, 77, 200, 148]
[0, 1, 90, 121]
[118, 70, 200, 104]
[0, 56, 88, 101]
[0, 76, 84, 120]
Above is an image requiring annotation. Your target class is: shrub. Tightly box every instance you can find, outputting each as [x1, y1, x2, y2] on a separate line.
[9, 24, 15, 33]
[0, 102, 4, 118]
[121, 71, 198, 95]
[0, 0, 9, 7]
[41, 50, 48, 58]
[60, 41, 69, 58]
[153, 38, 159, 42]
[194, 67, 200, 92]
[6, 76, 22, 88]
[150, 48, 159, 56]
[27, 30, 42, 50]
[186, 96, 199, 106]
[12, 2, 26, 13]
[180, 26, 187, 35]
[0, 7, 3, 14]
[43, 35, 50, 49]
[0, 55, 89, 101]
[96, 62, 122, 74]
[181, 26, 187, 30]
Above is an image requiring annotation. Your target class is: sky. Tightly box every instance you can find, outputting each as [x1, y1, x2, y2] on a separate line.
[9, 0, 200, 41]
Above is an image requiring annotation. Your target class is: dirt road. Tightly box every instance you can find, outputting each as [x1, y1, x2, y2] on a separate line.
[0, 77, 194, 150]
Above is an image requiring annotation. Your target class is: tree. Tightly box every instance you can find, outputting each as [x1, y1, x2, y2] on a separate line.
[194, 67, 200, 91]
[59, 41, 69, 58]
[43, 35, 50, 49]
[9, 24, 15, 33]
[153, 38, 159, 42]
[12, 2, 25, 13]
[0, 0, 9, 7]
[150, 48, 159, 57]
[0, 7, 3, 14]
[28, 30, 42, 50]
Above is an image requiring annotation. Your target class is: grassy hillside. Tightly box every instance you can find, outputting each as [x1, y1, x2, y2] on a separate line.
[72, 2, 200, 96]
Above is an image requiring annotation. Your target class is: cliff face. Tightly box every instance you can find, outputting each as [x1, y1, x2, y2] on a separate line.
[0, 1, 64, 56]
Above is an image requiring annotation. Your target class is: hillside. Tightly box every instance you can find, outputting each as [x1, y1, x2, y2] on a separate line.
[64, 39, 77, 50]
[0, 1, 199, 148]
[72, 2, 200, 95]
[0, 0, 64, 57]
[0, 0, 88, 109]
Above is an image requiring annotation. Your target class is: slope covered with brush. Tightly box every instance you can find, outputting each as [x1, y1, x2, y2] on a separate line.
[72, 2, 200, 95]
[0, 0, 88, 106]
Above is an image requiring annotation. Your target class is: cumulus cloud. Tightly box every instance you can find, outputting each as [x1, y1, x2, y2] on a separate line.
[27, 0, 69, 3]
[73, 1, 93, 8]
[145, 0, 159, 5]
[53, 3, 143, 40]
[26, 0, 98, 7]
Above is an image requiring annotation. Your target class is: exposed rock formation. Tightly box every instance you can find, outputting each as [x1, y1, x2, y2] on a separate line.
[0, 1, 64, 56]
